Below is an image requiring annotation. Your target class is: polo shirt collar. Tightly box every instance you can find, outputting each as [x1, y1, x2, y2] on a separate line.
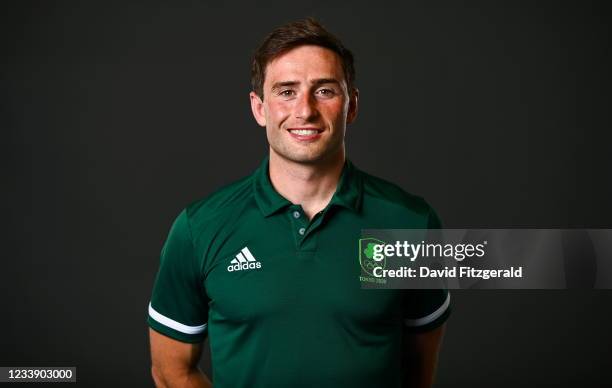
[253, 157, 363, 217]
[253, 157, 291, 217]
[328, 158, 363, 212]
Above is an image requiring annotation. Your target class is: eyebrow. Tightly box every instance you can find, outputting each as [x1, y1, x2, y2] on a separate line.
[270, 78, 342, 92]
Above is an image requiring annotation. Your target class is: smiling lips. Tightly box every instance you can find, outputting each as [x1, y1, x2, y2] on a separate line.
[287, 127, 324, 141]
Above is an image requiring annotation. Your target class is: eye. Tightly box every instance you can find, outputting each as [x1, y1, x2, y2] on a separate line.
[316, 88, 336, 97]
[279, 89, 295, 97]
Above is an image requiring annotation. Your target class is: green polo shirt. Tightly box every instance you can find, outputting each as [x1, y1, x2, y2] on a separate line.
[148, 157, 450, 388]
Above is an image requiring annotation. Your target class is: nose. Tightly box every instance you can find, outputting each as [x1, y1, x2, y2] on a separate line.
[294, 92, 318, 121]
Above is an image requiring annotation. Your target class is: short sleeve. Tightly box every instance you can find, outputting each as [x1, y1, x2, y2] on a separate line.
[427, 206, 442, 229]
[402, 205, 450, 332]
[147, 209, 209, 343]
[402, 289, 451, 332]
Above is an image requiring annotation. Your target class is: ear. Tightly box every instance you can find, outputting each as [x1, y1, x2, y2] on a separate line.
[249, 91, 267, 127]
[346, 88, 359, 124]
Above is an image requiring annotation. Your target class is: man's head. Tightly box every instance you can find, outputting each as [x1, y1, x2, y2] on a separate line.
[250, 18, 359, 165]
[250, 18, 356, 99]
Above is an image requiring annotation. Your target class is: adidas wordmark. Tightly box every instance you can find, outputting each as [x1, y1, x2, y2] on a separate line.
[227, 247, 262, 272]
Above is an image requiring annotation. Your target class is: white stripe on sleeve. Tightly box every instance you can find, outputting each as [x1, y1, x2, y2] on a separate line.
[148, 303, 207, 335]
[404, 292, 451, 327]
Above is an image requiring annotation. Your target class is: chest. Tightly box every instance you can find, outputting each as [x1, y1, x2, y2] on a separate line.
[200, 212, 402, 325]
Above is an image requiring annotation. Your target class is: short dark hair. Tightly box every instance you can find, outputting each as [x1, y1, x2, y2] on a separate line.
[250, 18, 356, 99]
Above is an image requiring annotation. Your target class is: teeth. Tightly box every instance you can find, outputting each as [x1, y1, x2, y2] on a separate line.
[290, 129, 319, 135]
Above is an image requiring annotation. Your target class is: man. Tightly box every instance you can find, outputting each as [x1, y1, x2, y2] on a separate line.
[148, 18, 450, 388]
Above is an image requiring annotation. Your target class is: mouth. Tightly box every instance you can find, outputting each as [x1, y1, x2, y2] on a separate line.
[287, 127, 324, 141]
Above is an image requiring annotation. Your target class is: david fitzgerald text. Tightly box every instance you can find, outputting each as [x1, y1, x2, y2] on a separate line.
[373, 266, 523, 280]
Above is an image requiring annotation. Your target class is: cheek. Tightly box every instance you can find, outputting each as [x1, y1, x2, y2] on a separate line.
[265, 101, 291, 122]
[321, 101, 348, 122]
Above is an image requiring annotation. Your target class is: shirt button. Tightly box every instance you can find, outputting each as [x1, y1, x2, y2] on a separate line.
[293, 211, 301, 219]
[298, 227, 306, 235]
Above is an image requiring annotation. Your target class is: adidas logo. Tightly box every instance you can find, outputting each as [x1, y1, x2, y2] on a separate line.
[227, 247, 262, 272]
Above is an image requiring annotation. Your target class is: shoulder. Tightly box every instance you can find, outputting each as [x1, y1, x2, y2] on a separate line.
[360, 170, 430, 213]
[183, 173, 255, 228]
[356, 167, 441, 228]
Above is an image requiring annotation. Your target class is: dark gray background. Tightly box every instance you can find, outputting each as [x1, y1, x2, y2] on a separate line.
[3, 0, 611, 387]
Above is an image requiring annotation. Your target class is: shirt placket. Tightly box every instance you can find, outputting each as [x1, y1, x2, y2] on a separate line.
[288, 205, 327, 252]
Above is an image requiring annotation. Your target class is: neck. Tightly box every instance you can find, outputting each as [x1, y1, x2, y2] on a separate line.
[268, 148, 345, 219]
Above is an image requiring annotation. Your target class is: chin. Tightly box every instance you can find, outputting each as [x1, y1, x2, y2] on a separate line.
[285, 154, 324, 164]
[271, 141, 343, 165]
[287, 150, 342, 165]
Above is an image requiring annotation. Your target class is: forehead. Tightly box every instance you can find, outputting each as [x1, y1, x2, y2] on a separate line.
[264, 45, 345, 87]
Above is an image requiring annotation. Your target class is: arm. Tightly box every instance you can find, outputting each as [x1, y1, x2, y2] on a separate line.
[402, 323, 446, 388]
[149, 328, 212, 388]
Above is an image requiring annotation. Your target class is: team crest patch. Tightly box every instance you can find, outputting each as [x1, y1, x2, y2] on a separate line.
[358, 238, 387, 284]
